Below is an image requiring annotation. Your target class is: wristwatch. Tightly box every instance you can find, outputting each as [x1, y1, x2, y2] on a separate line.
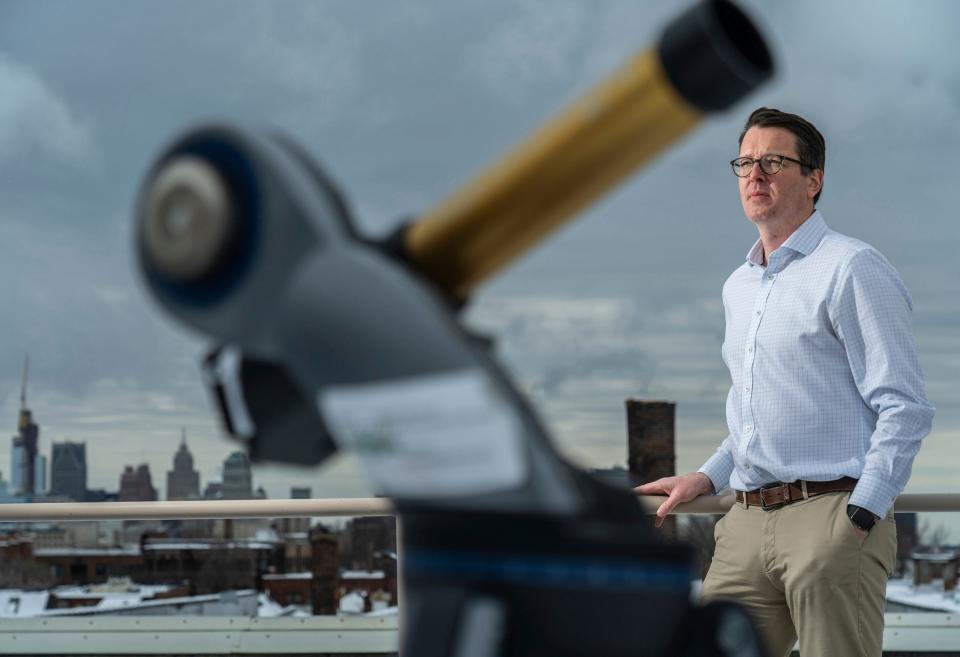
[847, 504, 877, 532]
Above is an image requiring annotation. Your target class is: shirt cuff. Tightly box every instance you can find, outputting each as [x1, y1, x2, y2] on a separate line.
[698, 451, 734, 495]
[849, 474, 901, 518]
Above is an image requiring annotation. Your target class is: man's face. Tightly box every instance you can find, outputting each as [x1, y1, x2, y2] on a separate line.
[737, 126, 821, 225]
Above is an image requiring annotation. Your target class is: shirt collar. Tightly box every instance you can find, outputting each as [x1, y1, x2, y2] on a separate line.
[745, 210, 828, 267]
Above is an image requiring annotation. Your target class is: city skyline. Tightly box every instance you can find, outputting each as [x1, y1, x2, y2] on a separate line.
[0, 2, 957, 535]
[2, 391, 273, 502]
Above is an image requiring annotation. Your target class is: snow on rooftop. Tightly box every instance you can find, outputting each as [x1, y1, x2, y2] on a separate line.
[254, 528, 279, 542]
[263, 572, 312, 580]
[365, 605, 398, 617]
[33, 546, 141, 557]
[341, 570, 385, 580]
[41, 590, 260, 617]
[257, 593, 286, 618]
[52, 582, 174, 600]
[886, 577, 960, 613]
[142, 541, 277, 551]
[339, 591, 365, 615]
[0, 590, 49, 618]
[1, 581, 182, 618]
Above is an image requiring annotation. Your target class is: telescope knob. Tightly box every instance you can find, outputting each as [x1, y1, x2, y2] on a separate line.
[140, 155, 235, 282]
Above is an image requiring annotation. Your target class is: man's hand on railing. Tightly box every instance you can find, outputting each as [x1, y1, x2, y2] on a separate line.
[635, 472, 716, 528]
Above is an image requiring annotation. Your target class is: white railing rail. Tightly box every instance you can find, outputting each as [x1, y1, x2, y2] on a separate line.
[0, 614, 957, 655]
[1, 493, 958, 522]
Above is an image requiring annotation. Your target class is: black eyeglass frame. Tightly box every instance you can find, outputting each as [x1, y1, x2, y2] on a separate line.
[729, 154, 816, 177]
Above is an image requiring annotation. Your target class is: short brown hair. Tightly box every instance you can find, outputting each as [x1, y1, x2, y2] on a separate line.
[739, 107, 826, 204]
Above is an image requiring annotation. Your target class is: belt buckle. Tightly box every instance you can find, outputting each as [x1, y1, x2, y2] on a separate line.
[759, 483, 788, 511]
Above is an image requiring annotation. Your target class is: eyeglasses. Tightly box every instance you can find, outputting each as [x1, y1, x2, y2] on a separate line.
[730, 154, 815, 177]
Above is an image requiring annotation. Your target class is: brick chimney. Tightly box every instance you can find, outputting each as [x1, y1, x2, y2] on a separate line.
[626, 400, 676, 486]
[626, 400, 677, 539]
[310, 528, 339, 615]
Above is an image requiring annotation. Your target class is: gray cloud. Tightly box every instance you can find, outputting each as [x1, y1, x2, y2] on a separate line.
[0, 51, 97, 167]
[463, 0, 589, 102]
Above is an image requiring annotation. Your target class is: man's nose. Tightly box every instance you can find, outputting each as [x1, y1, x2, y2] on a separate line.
[747, 163, 766, 181]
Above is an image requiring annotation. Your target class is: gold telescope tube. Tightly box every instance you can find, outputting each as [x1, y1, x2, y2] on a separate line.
[405, 2, 773, 300]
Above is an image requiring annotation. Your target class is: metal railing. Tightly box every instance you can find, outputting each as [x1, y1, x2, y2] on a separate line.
[0, 616, 400, 655]
[1, 492, 958, 521]
[2, 493, 958, 655]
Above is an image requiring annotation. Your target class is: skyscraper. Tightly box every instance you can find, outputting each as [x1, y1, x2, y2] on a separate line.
[119, 464, 157, 502]
[10, 357, 40, 496]
[278, 487, 313, 534]
[50, 441, 87, 501]
[166, 430, 200, 500]
[221, 451, 253, 499]
[10, 442, 25, 494]
[34, 454, 46, 494]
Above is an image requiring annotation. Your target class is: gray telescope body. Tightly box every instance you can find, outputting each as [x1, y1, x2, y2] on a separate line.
[137, 128, 584, 515]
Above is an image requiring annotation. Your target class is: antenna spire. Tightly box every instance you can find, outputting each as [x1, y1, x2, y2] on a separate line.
[20, 355, 29, 410]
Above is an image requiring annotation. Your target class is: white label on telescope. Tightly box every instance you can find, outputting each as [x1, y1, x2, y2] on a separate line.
[319, 368, 527, 497]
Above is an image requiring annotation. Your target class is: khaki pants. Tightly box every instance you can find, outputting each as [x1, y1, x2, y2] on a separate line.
[701, 492, 897, 657]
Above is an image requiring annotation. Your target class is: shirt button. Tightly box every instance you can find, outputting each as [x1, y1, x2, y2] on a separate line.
[767, 274, 775, 281]
[745, 463, 752, 469]
[744, 424, 752, 433]
[755, 310, 761, 316]
[746, 346, 753, 353]
[744, 385, 751, 392]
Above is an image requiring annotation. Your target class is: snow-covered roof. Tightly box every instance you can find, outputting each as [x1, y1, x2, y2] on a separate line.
[886, 577, 960, 613]
[2, 581, 185, 618]
[33, 546, 141, 557]
[41, 590, 259, 617]
[263, 572, 312, 581]
[52, 583, 174, 600]
[338, 591, 365, 614]
[0, 590, 49, 618]
[257, 593, 286, 618]
[365, 605, 399, 617]
[341, 570, 385, 580]
[143, 541, 277, 551]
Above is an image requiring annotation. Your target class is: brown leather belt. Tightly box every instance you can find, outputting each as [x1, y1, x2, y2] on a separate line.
[735, 477, 857, 510]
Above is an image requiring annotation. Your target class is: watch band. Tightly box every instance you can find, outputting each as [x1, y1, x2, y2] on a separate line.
[847, 504, 877, 532]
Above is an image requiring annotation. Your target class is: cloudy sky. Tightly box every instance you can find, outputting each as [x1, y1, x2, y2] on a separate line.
[1, 1, 958, 532]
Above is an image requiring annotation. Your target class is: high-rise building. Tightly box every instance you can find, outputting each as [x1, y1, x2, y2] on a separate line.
[166, 430, 200, 500]
[202, 481, 224, 500]
[10, 357, 40, 496]
[10, 443, 25, 494]
[278, 487, 313, 535]
[50, 441, 87, 501]
[34, 454, 46, 494]
[119, 464, 157, 502]
[0, 469, 25, 503]
[221, 451, 253, 499]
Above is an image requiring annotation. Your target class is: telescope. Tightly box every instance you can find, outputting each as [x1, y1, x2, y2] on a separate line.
[135, 2, 773, 655]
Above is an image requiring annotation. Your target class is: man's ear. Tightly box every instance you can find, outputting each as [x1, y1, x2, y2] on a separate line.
[808, 169, 824, 199]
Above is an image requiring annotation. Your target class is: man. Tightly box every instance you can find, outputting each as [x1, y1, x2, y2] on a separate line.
[636, 107, 934, 657]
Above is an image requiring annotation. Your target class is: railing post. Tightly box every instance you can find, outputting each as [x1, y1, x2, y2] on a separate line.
[396, 517, 405, 656]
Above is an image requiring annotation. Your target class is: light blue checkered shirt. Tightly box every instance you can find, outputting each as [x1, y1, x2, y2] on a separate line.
[698, 210, 934, 517]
